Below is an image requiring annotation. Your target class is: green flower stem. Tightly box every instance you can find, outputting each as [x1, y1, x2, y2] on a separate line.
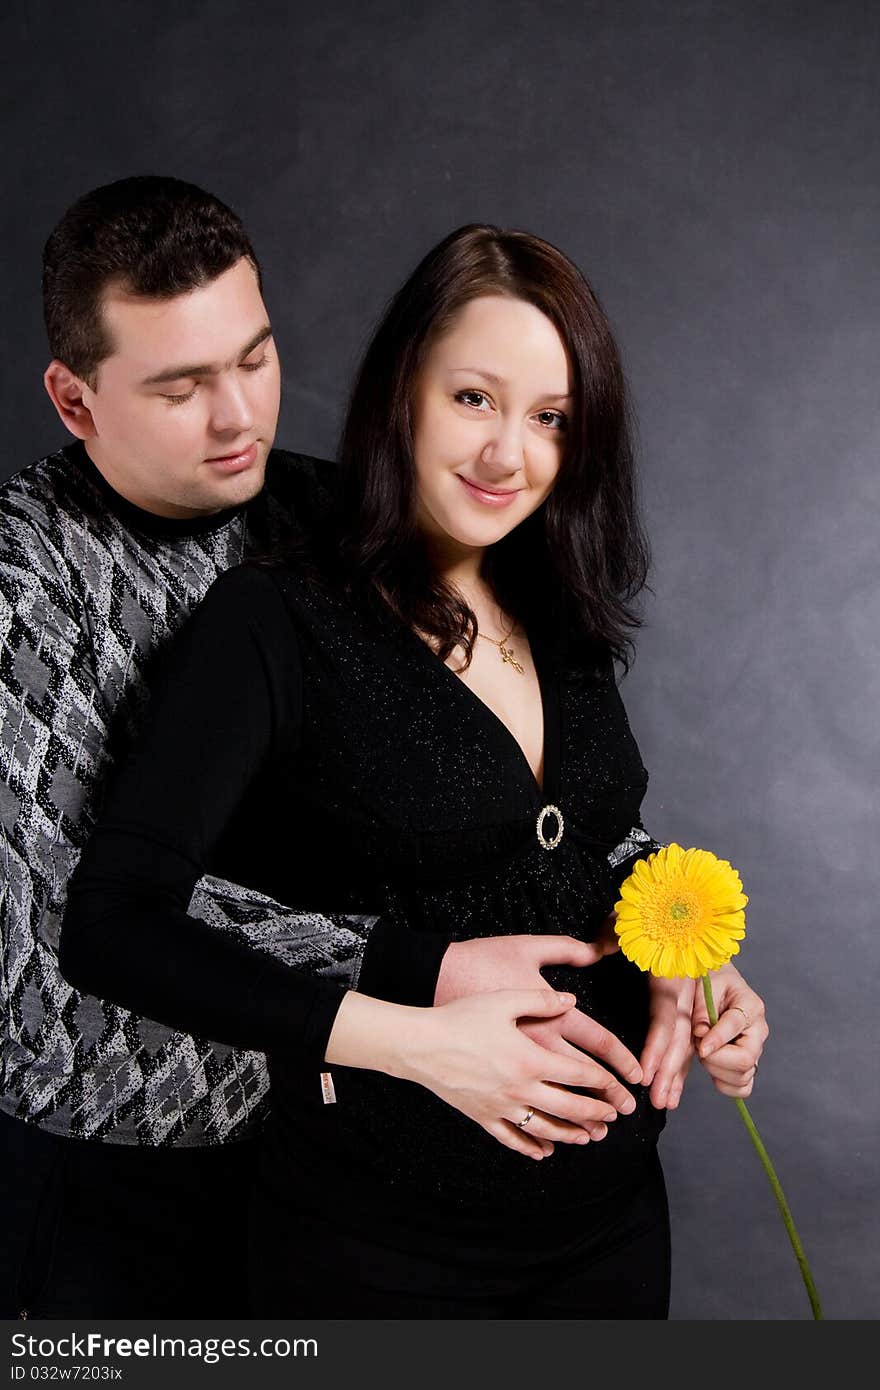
[702, 974, 823, 1320]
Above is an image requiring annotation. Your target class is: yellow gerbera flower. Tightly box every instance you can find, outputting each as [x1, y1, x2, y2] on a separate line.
[614, 842, 748, 977]
[613, 841, 822, 1317]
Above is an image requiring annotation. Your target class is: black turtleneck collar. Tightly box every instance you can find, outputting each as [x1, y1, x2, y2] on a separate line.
[68, 441, 251, 539]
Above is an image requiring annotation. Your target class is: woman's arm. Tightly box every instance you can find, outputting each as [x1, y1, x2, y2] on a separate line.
[60, 565, 343, 1063]
[60, 565, 638, 1155]
[608, 824, 768, 1107]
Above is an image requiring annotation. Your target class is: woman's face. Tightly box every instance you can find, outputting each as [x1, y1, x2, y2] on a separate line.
[411, 294, 572, 561]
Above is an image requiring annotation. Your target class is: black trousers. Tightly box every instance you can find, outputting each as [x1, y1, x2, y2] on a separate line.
[1, 1108, 258, 1319]
[250, 1151, 670, 1319]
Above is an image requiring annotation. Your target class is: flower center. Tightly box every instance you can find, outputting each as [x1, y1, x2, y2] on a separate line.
[637, 885, 705, 944]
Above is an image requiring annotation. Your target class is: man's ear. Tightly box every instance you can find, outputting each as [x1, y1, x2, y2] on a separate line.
[43, 360, 98, 440]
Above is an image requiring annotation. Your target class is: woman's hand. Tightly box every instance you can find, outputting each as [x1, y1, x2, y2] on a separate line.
[436, 932, 638, 1143]
[586, 909, 697, 1112]
[638, 965, 768, 1104]
[326, 987, 641, 1160]
[640, 975, 697, 1110]
[692, 962, 769, 1097]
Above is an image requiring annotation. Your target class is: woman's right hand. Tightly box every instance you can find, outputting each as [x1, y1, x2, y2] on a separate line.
[326, 988, 641, 1160]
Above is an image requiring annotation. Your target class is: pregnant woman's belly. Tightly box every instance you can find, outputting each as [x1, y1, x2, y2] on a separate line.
[272, 846, 666, 1218]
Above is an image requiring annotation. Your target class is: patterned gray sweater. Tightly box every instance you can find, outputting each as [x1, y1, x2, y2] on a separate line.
[0, 443, 380, 1147]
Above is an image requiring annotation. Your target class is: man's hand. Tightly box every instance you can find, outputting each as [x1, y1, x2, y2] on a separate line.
[435, 930, 618, 1004]
[692, 962, 769, 1097]
[435, 930, 639, 1143]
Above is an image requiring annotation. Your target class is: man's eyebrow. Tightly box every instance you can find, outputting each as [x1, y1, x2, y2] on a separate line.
[449, 366, 572, 399]
[141, 325, 273, 385]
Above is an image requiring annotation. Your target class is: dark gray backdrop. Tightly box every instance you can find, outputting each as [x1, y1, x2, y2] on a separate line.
[2, 0, 877, 1321]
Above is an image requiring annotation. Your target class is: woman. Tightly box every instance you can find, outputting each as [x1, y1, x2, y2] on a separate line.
[62, 225, 765, 1317]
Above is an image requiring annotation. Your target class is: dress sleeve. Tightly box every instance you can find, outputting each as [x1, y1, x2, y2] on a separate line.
[60, 564, 343, 1068]
[358, 920, 451, 1006]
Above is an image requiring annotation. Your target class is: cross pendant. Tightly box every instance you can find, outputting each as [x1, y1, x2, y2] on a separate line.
[499, 643, 525, 674]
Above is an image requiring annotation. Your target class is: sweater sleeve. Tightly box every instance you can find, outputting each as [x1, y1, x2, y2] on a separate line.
[607, 822, 664, 881]
[60, 564, 344, 1068]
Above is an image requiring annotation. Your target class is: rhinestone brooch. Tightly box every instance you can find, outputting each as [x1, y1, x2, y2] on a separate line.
[536, 804, 564, 850]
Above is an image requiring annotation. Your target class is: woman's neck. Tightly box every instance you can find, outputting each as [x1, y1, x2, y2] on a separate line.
[430, 553, 515, 636]
[423, 537, 488, 602]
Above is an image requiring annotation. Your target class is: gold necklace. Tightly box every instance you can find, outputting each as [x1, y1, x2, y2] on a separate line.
[477, 623, 525, 674]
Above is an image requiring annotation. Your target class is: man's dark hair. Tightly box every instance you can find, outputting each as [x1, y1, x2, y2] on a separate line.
[330, 223, 649, 671]
[42, 175, 261, 384]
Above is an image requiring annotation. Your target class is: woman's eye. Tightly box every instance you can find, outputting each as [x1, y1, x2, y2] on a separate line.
[535, 409, 568, 431]
[241, 354, 270, 373]
[454, 389, 491, 410]
[162, 387, 197, 406]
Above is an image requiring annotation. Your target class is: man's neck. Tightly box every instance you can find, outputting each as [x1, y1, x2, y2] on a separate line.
[84, 440, 222, 521]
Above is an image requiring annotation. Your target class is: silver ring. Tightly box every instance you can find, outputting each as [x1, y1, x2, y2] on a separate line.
[516, 1107, 535, 1128]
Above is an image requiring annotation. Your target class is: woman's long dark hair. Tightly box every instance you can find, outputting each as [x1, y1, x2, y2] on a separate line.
[322, 224, 650, 671]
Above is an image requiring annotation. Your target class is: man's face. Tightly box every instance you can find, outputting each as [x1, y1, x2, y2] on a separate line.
[76, 257, 281, 518]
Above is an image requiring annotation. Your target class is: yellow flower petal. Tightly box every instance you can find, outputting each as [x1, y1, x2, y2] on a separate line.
[613, 844, 748, 979]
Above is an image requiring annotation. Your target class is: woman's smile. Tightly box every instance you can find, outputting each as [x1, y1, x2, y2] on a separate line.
[412, 294, 573, 566]
[455, 473, 524, 507]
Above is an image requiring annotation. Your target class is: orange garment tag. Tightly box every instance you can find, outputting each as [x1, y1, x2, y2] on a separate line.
[320, 1071, 337, 1105]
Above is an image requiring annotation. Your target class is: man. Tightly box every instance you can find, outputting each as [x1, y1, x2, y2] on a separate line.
[1, 176, 766, 1318]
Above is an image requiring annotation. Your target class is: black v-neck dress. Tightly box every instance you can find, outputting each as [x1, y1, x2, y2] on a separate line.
[63, 559, 666, 1259]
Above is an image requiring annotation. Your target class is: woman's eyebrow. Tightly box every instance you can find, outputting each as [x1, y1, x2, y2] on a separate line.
[448, 366, 571, 400]
[448, 366, 505, 385]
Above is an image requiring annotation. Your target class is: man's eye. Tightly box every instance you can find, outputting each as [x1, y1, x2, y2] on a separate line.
[162, 387, 197, 406]
[241, 355, 270, 373]
[455, 390, 491, 409]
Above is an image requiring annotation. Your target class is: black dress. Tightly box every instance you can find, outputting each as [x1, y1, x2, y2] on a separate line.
[63, 560, 669, 1315]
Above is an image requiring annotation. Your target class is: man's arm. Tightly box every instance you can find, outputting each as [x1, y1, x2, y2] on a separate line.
[0, 503, 113, 1126]
[193, 876, 450, 1005]
[0, 493, 445, 1010]
[0, 499, 442, 1149]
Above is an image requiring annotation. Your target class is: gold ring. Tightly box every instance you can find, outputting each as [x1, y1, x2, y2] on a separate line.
[730, 1004, 751, 1031]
